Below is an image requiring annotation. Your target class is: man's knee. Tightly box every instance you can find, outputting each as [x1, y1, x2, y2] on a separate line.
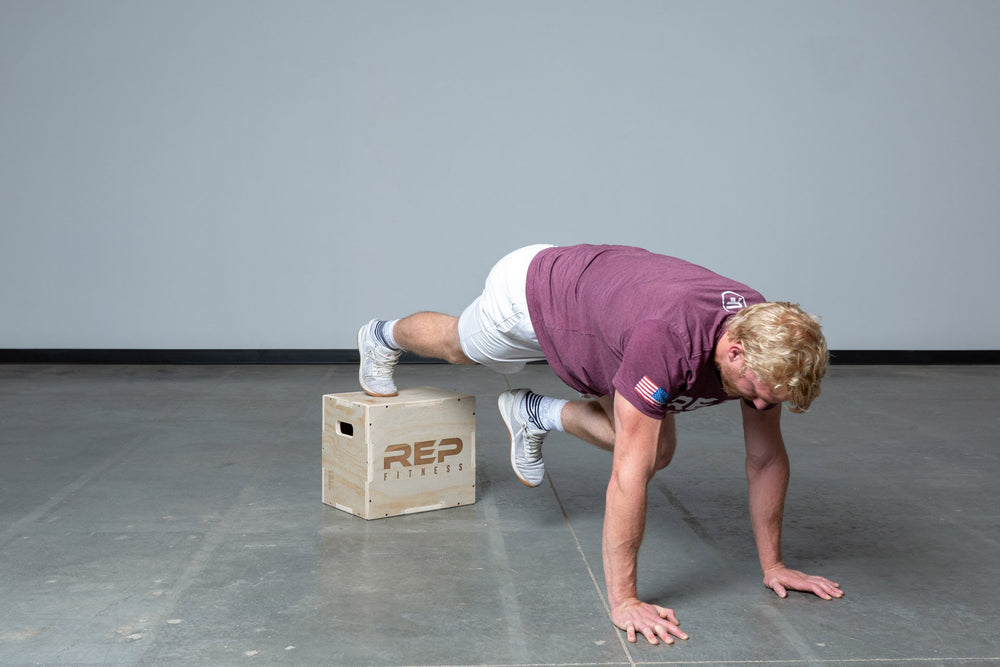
[655, 415, 678, 471]
[654, 446, 675, 471]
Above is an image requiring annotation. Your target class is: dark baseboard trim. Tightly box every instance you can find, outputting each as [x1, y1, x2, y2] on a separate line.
[1, 349, 371, 365]
[829, 350, 1000, 364]
[1, 349, 999, 365]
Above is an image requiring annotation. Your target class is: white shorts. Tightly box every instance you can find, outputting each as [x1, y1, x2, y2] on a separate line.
[457, 244, 553, 374]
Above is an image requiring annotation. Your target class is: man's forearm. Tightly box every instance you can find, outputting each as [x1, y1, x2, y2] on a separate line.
[602, 477, 648, 608]
[746, 453, 790, 572]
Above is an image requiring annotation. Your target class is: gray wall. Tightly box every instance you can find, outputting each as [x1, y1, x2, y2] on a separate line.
[2, 1, 998, 350]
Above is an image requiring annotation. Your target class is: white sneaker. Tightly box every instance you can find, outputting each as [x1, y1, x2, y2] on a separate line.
[498, 389, 547, 487]
[358, 319, 402, 397]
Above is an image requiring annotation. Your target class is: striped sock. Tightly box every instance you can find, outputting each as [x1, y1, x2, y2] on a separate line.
[522, 391, 567, 432]
[373, 319, 401, 350]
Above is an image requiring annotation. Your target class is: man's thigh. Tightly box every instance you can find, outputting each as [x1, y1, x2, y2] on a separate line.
[456, 244, 550, 372]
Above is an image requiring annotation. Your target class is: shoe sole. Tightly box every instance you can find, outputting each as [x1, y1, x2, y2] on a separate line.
[498, 391, 540, 488]
[358, 324, 398, 397]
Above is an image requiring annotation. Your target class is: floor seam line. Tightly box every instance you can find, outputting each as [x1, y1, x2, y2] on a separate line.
[548, 475, 636, 667]
[482, 481, 532, 662]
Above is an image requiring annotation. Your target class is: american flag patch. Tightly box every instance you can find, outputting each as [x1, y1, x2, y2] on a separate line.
[635, 376, 669, 408]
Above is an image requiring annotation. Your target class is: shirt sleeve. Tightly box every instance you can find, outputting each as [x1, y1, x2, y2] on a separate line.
[612, 320, 690, 420]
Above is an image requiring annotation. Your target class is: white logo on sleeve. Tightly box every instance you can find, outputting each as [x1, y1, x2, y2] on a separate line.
[722, 291, 747, 312]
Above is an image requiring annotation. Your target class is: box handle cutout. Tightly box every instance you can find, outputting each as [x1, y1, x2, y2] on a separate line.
[338, 421, 354, 437]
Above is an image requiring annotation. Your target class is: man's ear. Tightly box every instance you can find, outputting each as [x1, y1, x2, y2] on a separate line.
[727, 340, 744, 364]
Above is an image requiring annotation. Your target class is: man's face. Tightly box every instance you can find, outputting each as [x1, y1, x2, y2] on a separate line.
[720, 361, 787, 410]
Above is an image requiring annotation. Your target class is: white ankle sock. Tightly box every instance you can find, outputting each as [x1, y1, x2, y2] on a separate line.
[523, 392, 567, 432]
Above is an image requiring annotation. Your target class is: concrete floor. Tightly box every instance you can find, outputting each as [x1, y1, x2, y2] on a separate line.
[1, 363, 998, 666]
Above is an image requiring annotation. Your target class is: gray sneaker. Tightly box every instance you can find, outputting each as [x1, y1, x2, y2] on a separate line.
[358, 319, 402, 397]
[498, 389, 547, 487]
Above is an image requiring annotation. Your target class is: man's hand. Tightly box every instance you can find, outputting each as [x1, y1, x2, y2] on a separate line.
[611, 598, 688, 645]
[763, 563, 844, 600]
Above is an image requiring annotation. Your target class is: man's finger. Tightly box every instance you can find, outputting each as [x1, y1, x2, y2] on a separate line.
[656, 605, 680, 626]
[820, 583, 844, 599]
[653, 625, 675, 645]
[626, 625, 637, 643]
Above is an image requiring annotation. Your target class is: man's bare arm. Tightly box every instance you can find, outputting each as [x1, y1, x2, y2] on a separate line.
[741, 400, 844, 600]
[603, 393, 688, 645]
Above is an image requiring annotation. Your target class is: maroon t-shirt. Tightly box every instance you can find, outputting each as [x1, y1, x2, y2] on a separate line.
[525, 245, 765, 418]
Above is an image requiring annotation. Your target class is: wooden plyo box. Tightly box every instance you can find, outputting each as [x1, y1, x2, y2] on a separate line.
[322, 387, 476, 519]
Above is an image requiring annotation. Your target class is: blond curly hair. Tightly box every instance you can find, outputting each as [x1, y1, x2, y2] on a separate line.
[724, 302, 829, 413]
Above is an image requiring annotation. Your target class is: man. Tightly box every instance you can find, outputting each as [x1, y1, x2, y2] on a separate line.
[357, 243, 843, 645]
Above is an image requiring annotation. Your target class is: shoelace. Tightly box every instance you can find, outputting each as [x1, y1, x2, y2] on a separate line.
[520, 425, 544, 460]
[369, 347, 401, 378]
